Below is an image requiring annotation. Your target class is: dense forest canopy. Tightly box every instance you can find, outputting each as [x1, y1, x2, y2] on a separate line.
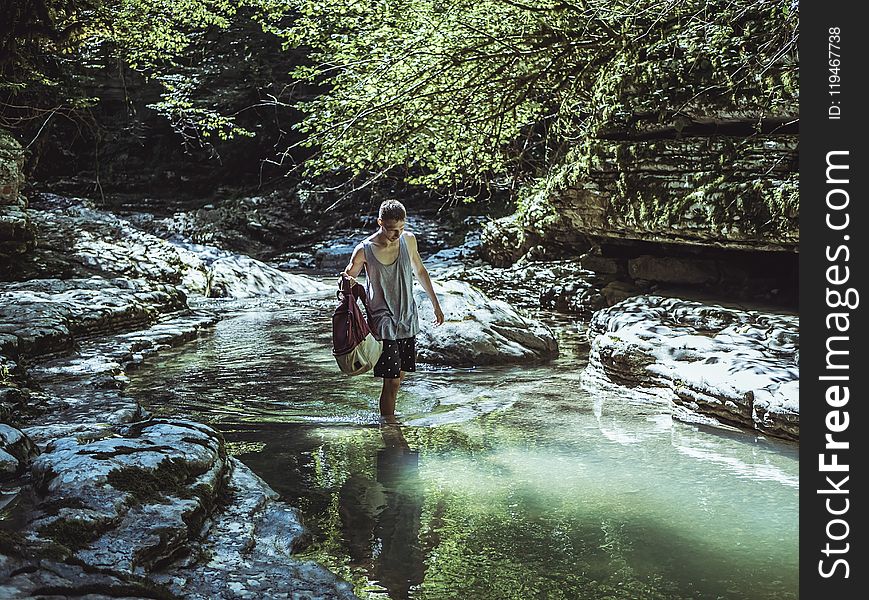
[1, 0, 798, 201]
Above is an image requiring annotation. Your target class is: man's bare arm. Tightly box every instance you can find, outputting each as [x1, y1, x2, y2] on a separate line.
[406, 233, 444, 325]
[341, 244, 365, 284]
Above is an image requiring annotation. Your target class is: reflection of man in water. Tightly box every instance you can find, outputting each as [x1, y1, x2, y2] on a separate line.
[339, 423, 424, 599]
[342, 200, 444, 421]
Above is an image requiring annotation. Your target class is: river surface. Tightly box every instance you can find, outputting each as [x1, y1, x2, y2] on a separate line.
[126, 287, 799, 600]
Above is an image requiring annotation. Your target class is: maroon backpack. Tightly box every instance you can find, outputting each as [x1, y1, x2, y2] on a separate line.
[332, 278, 383, 375]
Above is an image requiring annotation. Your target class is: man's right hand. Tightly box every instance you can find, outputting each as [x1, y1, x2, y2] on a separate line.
[340, 272, 359, 286]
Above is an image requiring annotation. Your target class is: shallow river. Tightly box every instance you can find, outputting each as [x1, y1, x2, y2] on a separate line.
[126, 289, 799, 600]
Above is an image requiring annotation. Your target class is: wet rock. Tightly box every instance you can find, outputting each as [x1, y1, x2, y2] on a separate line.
[25, 419, 226, 572]
[7, 418, 357, 599]
[479, 215, 530, 267]
[137, 191, 320, 259]
[152, 460, 358, 599]
[0, 424, 39, 478]
[23, 312, 218, 438]
[0, 376, 30, 424]
[0, 546, 172, 600]
[0, 277, 188, 358]
[206, 256, 330, 298]
[415, 280, 558, 365]
[585, 295, 798, 440]
[276, 252, 317, 270]
[435, 258, 605, 315]
[314, 242, 358, 273]
[426, 228, 483, 271]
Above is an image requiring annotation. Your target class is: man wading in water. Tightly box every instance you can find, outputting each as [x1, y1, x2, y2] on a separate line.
[342, 200, 445, 422]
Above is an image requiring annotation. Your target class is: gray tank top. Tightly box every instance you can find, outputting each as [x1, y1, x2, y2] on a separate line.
[363, 235, 420, 340]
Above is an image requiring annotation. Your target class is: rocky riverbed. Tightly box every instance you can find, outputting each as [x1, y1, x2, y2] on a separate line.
[1, 181, 799, 598]
[0, 196, 566, 597]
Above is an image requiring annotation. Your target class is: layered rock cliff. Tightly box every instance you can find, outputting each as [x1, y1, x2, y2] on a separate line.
[482, 1, 798, 297]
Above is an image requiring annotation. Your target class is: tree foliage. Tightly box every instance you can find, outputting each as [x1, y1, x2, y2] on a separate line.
[0, 0, 251, 145]
[2, 0, 798, 198]
[277, 0, 798, 198]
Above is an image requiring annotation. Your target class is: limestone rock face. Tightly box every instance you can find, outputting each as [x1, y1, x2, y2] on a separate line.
[546, 136, 798, 252]
[585, 295, 798, 440]
[0, 130, 36, 257]
[415, 280, 558, 365]
[152, 461, 358, 599]
[480, 3, 798, 261]
[27, 419, 228, 573]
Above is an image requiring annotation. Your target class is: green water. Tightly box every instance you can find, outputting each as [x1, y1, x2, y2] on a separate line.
[127, 293, 799, 600]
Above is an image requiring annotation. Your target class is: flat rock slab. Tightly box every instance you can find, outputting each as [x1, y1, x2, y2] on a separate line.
[0, 277, 188, 358]
[152, 459, 358, 599]
[19, 197, 327, 300]
[0, 423, 39, 477]
[585, 295, 798, 440]
[24, 419, 228, 573]
[24, 312, 218, 436]
[415, 280, 558, 365]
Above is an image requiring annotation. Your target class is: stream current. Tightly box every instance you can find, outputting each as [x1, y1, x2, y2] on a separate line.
[126, 284, 798, 600]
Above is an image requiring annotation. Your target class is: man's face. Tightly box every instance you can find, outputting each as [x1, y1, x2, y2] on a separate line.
[379, 219, 405, 242]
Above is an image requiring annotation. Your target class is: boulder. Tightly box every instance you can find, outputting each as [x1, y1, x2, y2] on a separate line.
[585, 295, 798, 440]
[206, 256, 330, 298]
[415, 280, 558, 365]
[152, 460, 358, 599]
[435, 259, 605, 315]
[479, 215, 529, 267]
[5, 418, 358, 599]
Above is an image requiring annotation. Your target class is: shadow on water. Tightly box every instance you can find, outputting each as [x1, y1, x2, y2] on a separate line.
[127, 294, 799, 600]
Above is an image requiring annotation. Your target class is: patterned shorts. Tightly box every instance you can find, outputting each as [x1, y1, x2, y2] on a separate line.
[373, 337, 417, 379]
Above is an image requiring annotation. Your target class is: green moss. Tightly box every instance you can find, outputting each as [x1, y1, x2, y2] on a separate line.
[38, 497, 89, 516]
[0, 528, 29, 558]
[0, 527, 72, 561]
[37, 518, 113, 551]
[107, 458, 206, 506]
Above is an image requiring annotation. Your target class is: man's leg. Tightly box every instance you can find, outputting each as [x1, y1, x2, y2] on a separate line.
[379, 371, 405, 419]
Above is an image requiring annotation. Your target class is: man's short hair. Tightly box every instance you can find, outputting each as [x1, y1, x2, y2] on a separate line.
[378, 200, 406, 222]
